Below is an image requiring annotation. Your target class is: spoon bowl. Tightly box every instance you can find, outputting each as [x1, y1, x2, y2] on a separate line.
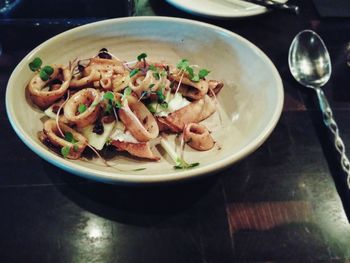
[288, 30, 331, 89]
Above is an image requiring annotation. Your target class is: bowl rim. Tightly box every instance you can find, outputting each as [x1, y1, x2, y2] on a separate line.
[165, 0, 287, 18]
[5, 16, 284, 184]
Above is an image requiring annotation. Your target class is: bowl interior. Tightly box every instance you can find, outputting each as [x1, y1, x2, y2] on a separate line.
[6, 17, 283, 183]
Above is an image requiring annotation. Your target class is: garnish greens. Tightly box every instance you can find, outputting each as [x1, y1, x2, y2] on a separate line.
[61, 131, 79, 158]
[78, 104, 87, 114]
[137, 53, 148, 68]
[129, 68, 139, 77]
[61, 146, 70, 158]
[103, 91, 121, 114]
[137, 53, 147, 62]
[176, 58, 210, 83]
[174, 158, 200, 170]
[160, 137, 200, 170]
[28, 57, 54, 81]
[149, 64, 157, 71]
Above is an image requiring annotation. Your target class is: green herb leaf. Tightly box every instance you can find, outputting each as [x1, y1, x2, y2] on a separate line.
[115, 100, 122, 109]
[149, 64, 157, 71]
[42, 65, 54, 76]
[148, 84, 155, 89]
[198, 69, 210, 79]
[64, 132, 73, 142]
[39, 70, 49, 81]
[185, 66, 194, 79]
[29, 57, 42, 72]
[146, 104, 156, 113]
[153, 72, 160, 80]
[160, 101, 168, 109]
[64, 132, 78, 144]
[124, 87, 132, 96]
[191, 75, 200, 82]
[61, 146, 70, 158]
[137, 53, 147, 61]
[156, 90, 165, 102]
[132, 168, 147, 171]
[103, 91, 115, 101]
[176, 59, 189, 71]
[174, 158, 200, 169]
[129, 68, 140, 77]
[105, 103, 113, 114]
[78, 104, 87, 114]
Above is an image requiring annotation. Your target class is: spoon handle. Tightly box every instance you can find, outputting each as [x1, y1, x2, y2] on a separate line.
[316, 88, 350, 188]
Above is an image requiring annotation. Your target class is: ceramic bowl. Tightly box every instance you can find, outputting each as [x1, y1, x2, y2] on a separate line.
[6, 16, 283, 184]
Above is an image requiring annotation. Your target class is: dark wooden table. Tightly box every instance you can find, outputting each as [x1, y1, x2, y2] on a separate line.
[2, 0, 350, 261]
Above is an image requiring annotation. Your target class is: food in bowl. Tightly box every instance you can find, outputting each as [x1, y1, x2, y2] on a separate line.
[26, 48, 224, 170]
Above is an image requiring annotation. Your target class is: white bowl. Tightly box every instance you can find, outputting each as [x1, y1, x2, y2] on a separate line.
[165, 0, 288, 18]
[6, 17, 283, 184]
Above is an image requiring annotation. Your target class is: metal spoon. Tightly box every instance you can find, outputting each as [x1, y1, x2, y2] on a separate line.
[288, 29, 350, 188]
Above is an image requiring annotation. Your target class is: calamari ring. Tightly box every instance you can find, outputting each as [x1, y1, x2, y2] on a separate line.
[112, 72, 130, 92]
[118, 95, 159, 142]
[43, 119, 87, 159]
[70, 57, 125, 88]
[183, 123, 214, 151]
[64, 88, 101, 128]
[85, 57, 125, 77]
[70, 69, 101, 87]
[28, 65, 72, 109]
[130, 70, 170, 98]
[100, 77, 112, 90]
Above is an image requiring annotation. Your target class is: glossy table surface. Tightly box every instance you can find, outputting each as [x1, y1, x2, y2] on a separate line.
[2, 0, 350, 261]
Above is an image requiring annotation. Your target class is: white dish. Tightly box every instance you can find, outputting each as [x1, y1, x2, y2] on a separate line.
[6, 16, 283, 184]
[166, 0, 288, 18]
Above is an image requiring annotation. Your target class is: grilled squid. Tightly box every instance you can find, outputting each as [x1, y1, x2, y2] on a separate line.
[28, 65, 72, 109]
[118, 95, 159, 142]
[183, 123, 214, 151]
[130, 69, 170, 98]
[170, 72, 208, 100]
[158, 95, 216, 133]
[70, 57, 125, 88]
[64, 88, 101, 128]
[42, 119, 87, 159]
[208, 80, 224, 96]
[111, 140, 160, 161]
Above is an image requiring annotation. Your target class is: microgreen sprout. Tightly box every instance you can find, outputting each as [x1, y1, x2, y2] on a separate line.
[60, 131, 79, 158]
[174, 158, 200, 169]
[78, 104, 87, 114]
[64, 131, 78, 144]
[28, 57, 54, 81]
[61, 146, 70, 158]
[137, 53, 147, 61]
[153, 72, 160, 80]
[137, 53, 147, 68]
[149, 64, 157, 71]
[176, 58, 210, 82]
[103, 91, 121, 115]
[129, 68, 140, 77]
[176, 59, 189, 71]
